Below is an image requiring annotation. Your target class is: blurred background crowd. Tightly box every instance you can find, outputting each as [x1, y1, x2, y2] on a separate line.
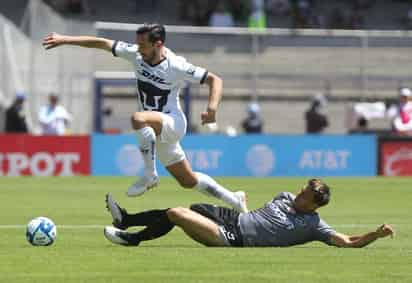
[2, 0, 412, 30]
[0, 0, 411, 137]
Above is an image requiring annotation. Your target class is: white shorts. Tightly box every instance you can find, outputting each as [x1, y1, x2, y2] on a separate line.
[156, 112, 187, 167]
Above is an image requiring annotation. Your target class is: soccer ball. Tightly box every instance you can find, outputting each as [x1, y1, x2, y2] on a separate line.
[26, 217, 57, 246]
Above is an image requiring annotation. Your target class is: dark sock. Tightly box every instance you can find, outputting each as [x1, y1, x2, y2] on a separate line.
[128, 220, 175, 244]
[123, 209, 169, 227]
[119, 209, 175, 245]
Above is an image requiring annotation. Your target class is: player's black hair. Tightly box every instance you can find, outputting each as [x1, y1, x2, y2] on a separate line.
[136, 23, 166, 44]
[307, 178, 331, 207]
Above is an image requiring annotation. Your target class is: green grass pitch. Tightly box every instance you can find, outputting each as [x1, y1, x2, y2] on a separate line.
[0, 177, 411, 283]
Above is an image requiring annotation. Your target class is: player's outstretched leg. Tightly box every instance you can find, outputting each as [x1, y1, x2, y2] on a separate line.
[194, 172, 248, 213]
[166, 160, 248, 212]
[104, 205, 226, 247]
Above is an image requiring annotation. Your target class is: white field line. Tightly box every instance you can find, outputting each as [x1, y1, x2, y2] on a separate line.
[0, 225, 103, 229]
[0, 224, 407, 229]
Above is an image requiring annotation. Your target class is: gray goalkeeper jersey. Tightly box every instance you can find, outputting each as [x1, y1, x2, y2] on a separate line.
[239, 192, 336, 247]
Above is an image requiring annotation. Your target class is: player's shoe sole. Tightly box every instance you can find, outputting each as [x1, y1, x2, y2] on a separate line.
[104, 226, 138, 246]
[234, 191, 248, 213]
[127, 175, 159, 197]
[105, 193, 127, 229]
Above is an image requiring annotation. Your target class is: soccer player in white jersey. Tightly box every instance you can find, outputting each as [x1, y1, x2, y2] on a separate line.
[43, 23, 247, 212]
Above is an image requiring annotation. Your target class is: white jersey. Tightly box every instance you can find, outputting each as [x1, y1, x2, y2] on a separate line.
[112, 41, 208, 114]
[38, 104, 72, 135]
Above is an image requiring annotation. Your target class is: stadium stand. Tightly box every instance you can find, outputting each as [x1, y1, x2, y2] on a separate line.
[0, 0, 411, 134]
[2, 1, 412, 30]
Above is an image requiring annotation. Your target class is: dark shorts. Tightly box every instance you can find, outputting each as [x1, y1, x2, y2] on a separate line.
[190, 203, 243, 247]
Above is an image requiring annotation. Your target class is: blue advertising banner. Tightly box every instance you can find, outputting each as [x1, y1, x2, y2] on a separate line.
[92, 134, 377, 176]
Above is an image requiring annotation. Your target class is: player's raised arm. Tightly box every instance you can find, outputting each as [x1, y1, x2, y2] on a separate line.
[42, 32, 114, 52]
[201, 72, 223, 125]
[330, 224, 395, 248]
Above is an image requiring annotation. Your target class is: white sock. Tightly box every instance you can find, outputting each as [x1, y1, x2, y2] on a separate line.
[194, 172, 239, 209]
[136, 127, 157, 176]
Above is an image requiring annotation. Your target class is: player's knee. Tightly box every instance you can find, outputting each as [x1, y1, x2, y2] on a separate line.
[131, 112, 146, 129]
[177, 178, 197, 188]
[167, 207, 188, 222]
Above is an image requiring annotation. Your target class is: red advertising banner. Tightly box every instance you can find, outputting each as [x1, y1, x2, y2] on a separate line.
[380, 140, 412, 176]
[0, 135, 90, 176]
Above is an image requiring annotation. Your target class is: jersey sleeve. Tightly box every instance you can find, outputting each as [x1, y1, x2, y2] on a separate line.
[173, 56, 208, 84]
[112, 41, 138, 63]
[312, 218, 337, 246]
